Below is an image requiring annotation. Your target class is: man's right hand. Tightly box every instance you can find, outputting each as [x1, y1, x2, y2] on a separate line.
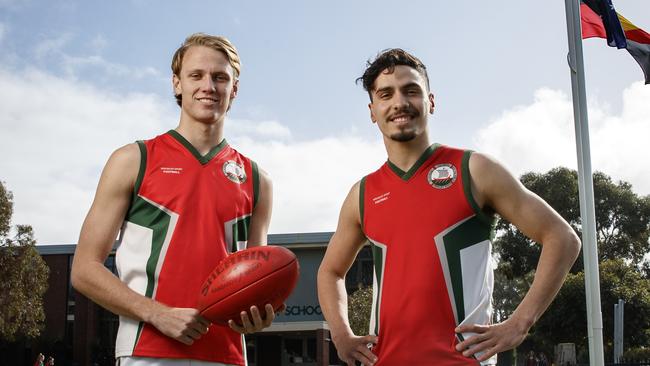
[148, 306, 211, 345]
[333, 333, 378, 366]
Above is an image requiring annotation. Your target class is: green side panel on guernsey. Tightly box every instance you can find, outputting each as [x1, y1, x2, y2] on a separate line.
[133, 141, 147, 201]
[252, 161, 260, 208]
[230, 215, 251, 252]
[359, 177, 366, 227]
[442, 216, 492, 321]
[371, 243, 385, 335]
[124, 196, 172, 348]
[460, 150, 495, 226]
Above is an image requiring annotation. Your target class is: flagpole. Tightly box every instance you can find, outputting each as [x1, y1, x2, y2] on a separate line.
[563, 0, 605, 365]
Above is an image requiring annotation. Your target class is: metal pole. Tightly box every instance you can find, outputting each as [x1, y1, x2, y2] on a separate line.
[614, 299, 625, 363]
[563, 0, 605, 365]
[614, 302, 620, 363]
[619, 299, 624, 362]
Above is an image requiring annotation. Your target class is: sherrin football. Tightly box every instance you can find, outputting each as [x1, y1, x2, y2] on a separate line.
[198, 245, 299, 325]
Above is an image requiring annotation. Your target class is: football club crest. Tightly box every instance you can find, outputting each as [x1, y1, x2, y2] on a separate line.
[223, 160, 247, 184]
[427, 164, 457, 189]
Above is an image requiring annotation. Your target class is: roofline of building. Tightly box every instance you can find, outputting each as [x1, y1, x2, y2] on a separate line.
[36, 244, 78, 255]
[261, 320, 329, 333]
[35, 231, 335, 255]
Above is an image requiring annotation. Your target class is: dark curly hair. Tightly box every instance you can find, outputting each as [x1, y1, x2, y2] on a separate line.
[356, 48, 430, 101]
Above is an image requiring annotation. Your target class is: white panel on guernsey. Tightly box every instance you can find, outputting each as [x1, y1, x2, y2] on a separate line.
[116, 221, 154, 294]
[367, 238, 387, 337]
[459, 239, 496, 366]
[115, 221, 154, 356]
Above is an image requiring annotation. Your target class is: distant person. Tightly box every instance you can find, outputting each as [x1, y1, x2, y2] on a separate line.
[72, 33, 275, 366]
[33, 353, 44, 366]
[45, 356, 54, 366]
[317, 49, 581, 365]
[526, 351, 537, 366]
[539, 352, 549, 366]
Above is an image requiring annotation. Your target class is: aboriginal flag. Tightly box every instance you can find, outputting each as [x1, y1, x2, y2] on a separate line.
[581, 0, 650, 84]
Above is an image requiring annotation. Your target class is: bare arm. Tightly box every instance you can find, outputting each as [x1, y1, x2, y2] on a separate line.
[456, 153, 581, 360]
[71, 144, 209, 345]
[317, 182, 378, 366]
[246, 167, 273, 247]
[228, 167, 278, 334]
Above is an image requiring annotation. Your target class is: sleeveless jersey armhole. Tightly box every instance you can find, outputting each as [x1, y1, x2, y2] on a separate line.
[132, 141, 147, 201]
[461, 150, 495, 226]
[251, 160, 260, 208]
[359, 176, 367, 235]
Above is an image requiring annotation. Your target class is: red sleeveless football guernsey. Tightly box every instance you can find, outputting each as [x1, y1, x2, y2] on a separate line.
[360, 144, 496, 365]
[114, 130, 258, 364]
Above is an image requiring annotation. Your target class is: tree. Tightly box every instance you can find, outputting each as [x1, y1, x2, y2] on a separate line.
[593, 176, 650, 265]
[532, 259, 650, 360]
[494, 167, 650, 278]
[492, 167, 650, 361]
[494, 168, 581, 278]
[492, 264, 528, 322]
[0, 181, 49, 341]
[348, 286, 372, 337]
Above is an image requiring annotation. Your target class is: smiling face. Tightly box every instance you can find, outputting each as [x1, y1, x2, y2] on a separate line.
[368, 65, 435, 143]
[172, 45, 238, 126]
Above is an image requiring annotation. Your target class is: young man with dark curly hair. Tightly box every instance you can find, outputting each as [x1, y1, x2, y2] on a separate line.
[318, 49, 581, 366]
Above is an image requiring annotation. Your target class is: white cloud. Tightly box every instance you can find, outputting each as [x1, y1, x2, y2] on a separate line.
[0, 66, 386, 243]
[7, 64, 646, 245]
[232, 136, 385, 234]
[226, 119, 292, 140]
[0, 68, 174, 244]
[474, 82, 650, 195]
[62, 54, 160, 79]
[32, 33, 161, 81]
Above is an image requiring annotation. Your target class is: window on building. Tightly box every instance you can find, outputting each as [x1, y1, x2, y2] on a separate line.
[284, 336, 317, 365]
[345, 245, 373, 292]
[246, 337, 256, 364]
[306, 337, 316, 362]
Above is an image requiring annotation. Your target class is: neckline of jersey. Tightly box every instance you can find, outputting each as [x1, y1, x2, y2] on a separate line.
[166, 129, 228, 165]
[386, 143, 441, 181]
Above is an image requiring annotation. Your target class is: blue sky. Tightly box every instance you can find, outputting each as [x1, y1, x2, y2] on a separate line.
[1, 0, 649, 244]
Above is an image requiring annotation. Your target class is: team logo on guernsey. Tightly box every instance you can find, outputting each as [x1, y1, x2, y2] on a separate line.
[222, 160, 247, 184]
[427, 164, 457, 189]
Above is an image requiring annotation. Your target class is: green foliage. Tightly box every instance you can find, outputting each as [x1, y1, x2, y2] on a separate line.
[0, 181, 12, 238]
[494, 167, 650, 278]
[492, 168, 650, 358]
[598, 259, 650, 350]
[530, 271, 587, 349]
[593, 176, 650, 265]
[493, 266, 530, 322]
[529, 259, 650, 358]
[0, 181, 49, 341]
[623, 347, 650, 361]
[348, 286, 372, 336]
[494, 168, 581, 277]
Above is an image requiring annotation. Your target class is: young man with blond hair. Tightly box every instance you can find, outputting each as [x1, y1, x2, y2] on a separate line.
[72, 33, 275, 366]
[317, 49, 581, 365]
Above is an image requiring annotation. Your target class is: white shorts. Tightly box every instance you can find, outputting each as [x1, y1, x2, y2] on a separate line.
[117, 357, 236, 366]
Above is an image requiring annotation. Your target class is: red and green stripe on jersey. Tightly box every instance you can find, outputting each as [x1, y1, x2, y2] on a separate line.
[360, 144, 496, 365]
[114, 130, 258, 365]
